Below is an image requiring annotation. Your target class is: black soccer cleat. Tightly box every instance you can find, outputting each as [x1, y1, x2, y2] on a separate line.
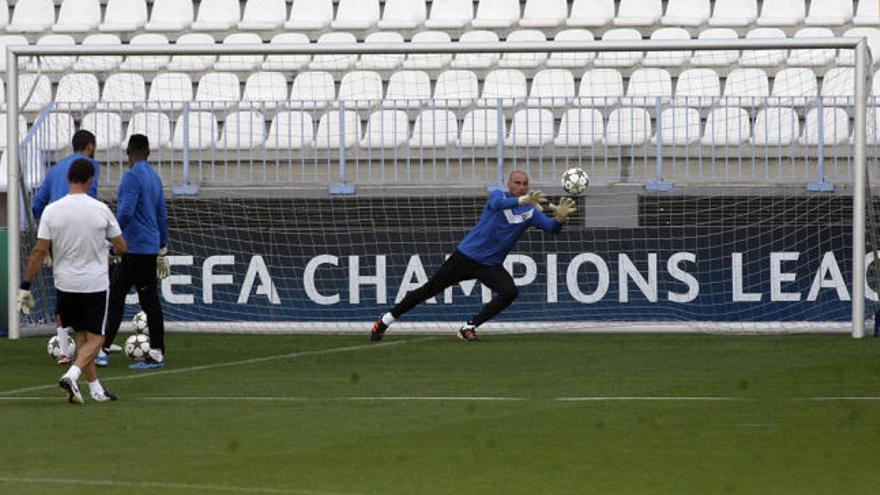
[370, 318, 388, 342]
[457, 323, 480, 343]
[58, 377, 83, 404]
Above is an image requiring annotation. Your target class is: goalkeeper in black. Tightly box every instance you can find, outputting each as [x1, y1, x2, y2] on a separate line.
[370, 170, 576, 343]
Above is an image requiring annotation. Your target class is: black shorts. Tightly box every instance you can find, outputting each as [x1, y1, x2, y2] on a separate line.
[57, 289, 109, 335]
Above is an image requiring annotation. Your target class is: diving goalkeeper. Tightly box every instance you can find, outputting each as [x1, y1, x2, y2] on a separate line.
[370, 170, 576, 343]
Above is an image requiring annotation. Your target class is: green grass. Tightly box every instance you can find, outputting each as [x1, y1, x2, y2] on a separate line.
[1, 333, 880, 495]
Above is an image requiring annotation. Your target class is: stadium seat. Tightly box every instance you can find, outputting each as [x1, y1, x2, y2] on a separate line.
[0, 1, 8, 32]
[642, 28, 691, 67]
[337, 71, 384, 110]
[424, 0, 473, 29]
[308, 32, 358, 71]
[262, 33, 311, 71]
[820, 67, 855, 106]
[653, 107, 701, 145]
[54, 73, 99, 111]
[264, 111, 314, 150]
[593, 29, 643, 68]
[42, 113, 75, 151]
[171, 111, 219, 150]
[577, 69, 624, 108]
[0, 35, 27, 72]
[567, 0, 615, 28]
[751, 107, 799, 146]
[147, 73, 194, 111]
[837, 28, 880, 66]
[314, 110, 362, 149]
[166, 33, 217, 72]
[409, 109, 459, 147]
[614, 0, 662, 27]
[8, 0, 54, 33]
[118, 33, 169, 72]
[477, 69, 527, 108]
[194, 72, 241, 111]
[770, 68, 817, 107]
[554, 108, 604, 147]
[690, 28, 739, 67]
[499, 30, 548, 69]
[527, 69, 575, 108]
[18, 74, 52, 112]
[700, 107, 751, 146]
[756, 0, 805, 27]
[506, 108, 554, 147]
[606, 108, 651, 146]
[73, 34, 122, 72]
[331, 0, 379, 31]
[238, 0, 286, 31]
[192, 0, 241, 31]
[433, 70, 479, 108]
[126, 112, 172, 149]
[805, 0, 852, 27]
[623, 68, 672, 106]
[378, 0, 426, 30]
[450, 30, 500, 70]
[471, 0, 521, 29]
[708, 0, 758, 27]
[854, 0, 880, 26]
[800, 107, 850, 145]
[32, 34, 75, 72]
[361, 110, 410, 148]
[674, 68, 721, 108]
[53, 0, 101, 33]
[721, 68, 769, 107]
[519, 0, 567, 28]
[98, 73, 145, 112]
[662, 0, 710, 27]
[99, 0, 148, 32]
[460, 109, 505, 147]
[872, 69, 880, 96]
[145, 0, 194, 32]
[242, 72, 289, 110]
[214, 33, 264, 72]
[285, 0, 333, 30]
[217, 111, 265, 149]
[787, 28, 836, 66]
[403, 31, 452, 70]
[546, 29, 595, 68]
[289, 71, 336, 110]
[739, 28, 787, 67]
[0, 114, 29, 148]
[356, 32, 405, 70]
[384, 71, 431, 109]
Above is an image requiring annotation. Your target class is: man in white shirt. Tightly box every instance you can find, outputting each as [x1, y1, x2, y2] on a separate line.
[18, 159, 127, 404]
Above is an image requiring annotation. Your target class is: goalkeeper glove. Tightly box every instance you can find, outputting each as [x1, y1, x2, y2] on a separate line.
[17, 281, 34, 316]
[548, 197, 577, 223]
[517, 190, 548, 211]
[156, 247, 170, 280]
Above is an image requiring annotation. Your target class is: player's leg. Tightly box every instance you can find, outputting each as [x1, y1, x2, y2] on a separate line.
[130, 254, 165, 368]
[100, 257, 134, 364]
[460, 265, 519, 342]
[55, 291, 83, 403]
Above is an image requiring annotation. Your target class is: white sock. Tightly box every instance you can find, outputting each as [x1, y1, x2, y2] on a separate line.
[381, 312, 396, 326]
[56, 327, 69, 356]
[63, 365, 81, 382]
[88, 380, 103, 395]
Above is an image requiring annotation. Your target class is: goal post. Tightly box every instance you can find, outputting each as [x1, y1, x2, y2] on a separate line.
[5, 37, 873, 339]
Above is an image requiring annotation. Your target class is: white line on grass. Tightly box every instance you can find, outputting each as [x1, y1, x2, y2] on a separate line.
[0, 476, 367, 495]
[557, 397, 742, 401]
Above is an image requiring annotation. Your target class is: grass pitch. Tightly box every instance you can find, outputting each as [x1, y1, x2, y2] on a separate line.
[1, 333, 879, 495]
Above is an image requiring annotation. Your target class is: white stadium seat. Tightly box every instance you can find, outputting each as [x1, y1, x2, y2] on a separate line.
[787, 28, 836, 66]
[81, 112, 123, 149]
[674, 68, 721, 108]
[450, 31, 500, 70]
[403, 31, 452, 70]
[337, 71, 384, 110]
[520, 0, 567, 28]
[118, 34, 169, 72]
[0, 114, 26, 148]
[751, 107, 800, 146]
[577, 69, 624, 107]
[19, 74, 52, 112]
[378, 0, 426, 30]
[653, 107, 701, 146]
[33, 35, 75, 72]
[866, 108, 880, 145]
[54, 73, 99, 111]
[739, 28, 787, 67]
[546, 29, 595, 68]
[146, 0, 194, 32]
[433, 70, 479, 108]
[701, 107, 751, 146]
[289, 71, 336, 110]
[838, 28, 880, 66]
[172, 112, 219, 150]
[214, 33, 264, 72]
[770, 68, 817, 107]
[314, 111, 362, 149]
[554, 108, 604, 147]
[166, 33, 217, 72]
[42, 113, 75, 151]
[614, 0, 662, 27]
[53, 0, 101, 33]
[642, 28, 691, 67]
[506, 109, 555, 147]
[800, 108, 850, 145]
[242, 72, 288, 110]
[606, 108, 651, 146]
[147, 73, 194, 111]
[265, 111, 314, 150]
[356, 32, 405, 71]
[126, 112, 173, 149]
[460, 109, 505, 147]
[471, 0, 521, 29]
[805, 0, 853, 27]
[0, 0, 8, 31]
[499, 30, 548, 69]
[854, 0, 880, 26]
[285, 0, 333, 30]
[477, 69, 527, 108]
[0, 35, 28, 72]
[721, 68, 769, 107]
[708, 0, 758, 27]
[8, 0, 54, 33]
[309, 32, 358, 71]
[662, 0, 710, 27]
[361, 110, 410, 149]
[567, 0, 615, 28]
[873, 69, 880, 96]
[593, 29, 643, 68]
[331, 0, 380, 31]
[99, 73, 145, 111]
[218, 111, 265, 149]
[690, 28, 739, 67]
[756, 0, 805, 27]
[194, 72, 241, 111]
[238, 0, 287, 31]
[820, 68, 855, 106]
[409, 109, 459, 148]
[192, 0, 241, 31]
[623, 68, 672, 106]
[73, 34, 122, 72]
[99, 0, 148, 32]
[528, 69, 575, 108]
[262, 33, 311, 71]
[384, 71, 431, 109]
[424, 0, 473, 29]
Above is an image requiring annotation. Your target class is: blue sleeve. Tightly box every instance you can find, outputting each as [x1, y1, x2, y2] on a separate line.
[116, 174, 139, 230]
[531, 209, 562, 234]
[87, 162, 99, 199]
[31, 176, 51, 219]
[486, 190, 519, 211]
[157, 187, 169, 248]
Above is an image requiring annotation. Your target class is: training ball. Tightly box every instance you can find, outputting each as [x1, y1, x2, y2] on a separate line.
[561, 167, 589, 196]
[131, 311, 149, 334]
[124, 334, 151, 362]
[47, 335, 76, 360]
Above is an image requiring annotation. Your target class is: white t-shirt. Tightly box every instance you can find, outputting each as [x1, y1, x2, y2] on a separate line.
[37, 194, 122, 293]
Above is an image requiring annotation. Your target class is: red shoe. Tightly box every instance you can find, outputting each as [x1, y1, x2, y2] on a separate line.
[370, 318, 388, 342]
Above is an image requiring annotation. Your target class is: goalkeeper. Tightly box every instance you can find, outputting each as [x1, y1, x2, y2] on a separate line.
[371, 170, 576, 343]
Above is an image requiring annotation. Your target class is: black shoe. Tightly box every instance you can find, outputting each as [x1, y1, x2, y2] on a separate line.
[92, 387, 118, 402]
[370, 318, 388, 342]
[458, 323, 480, 343]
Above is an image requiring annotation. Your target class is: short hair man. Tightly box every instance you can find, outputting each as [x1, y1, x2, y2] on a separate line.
[18, 159, 127, 404]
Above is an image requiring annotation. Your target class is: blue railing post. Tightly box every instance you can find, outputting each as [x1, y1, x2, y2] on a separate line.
[330, 100, 355, 195]
[646, 96, 672, 191]
[172, 102, 198, 196]
[487, 98, 506, 192]
[808, 96, 834, 192]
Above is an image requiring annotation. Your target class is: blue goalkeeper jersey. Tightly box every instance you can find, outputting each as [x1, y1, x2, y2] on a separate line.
[457, 190, 562, 266]
[116, 160, 169, 255]
[31, 153, 99, 220]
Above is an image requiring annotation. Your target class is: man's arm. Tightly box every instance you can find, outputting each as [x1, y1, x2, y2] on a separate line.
[157, 188, 169, 248]
[31, 177, 51, 220]
[486, 190, 520, 210]
[116, 174, 139, 230]
[110, 235, 127, 256]
[530, 209, 563, 234]
[22, 239, 51, 284]
[88, 162, 99, 198]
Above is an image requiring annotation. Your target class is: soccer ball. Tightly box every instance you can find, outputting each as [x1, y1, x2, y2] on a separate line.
[47, 335, 76, 360]
[131, 311, 149, 334]
[124, 334, 151, 362]
[561, 167, 589, 196]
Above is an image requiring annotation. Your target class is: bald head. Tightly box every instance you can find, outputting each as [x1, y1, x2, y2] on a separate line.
[507, 170, 529, 196]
